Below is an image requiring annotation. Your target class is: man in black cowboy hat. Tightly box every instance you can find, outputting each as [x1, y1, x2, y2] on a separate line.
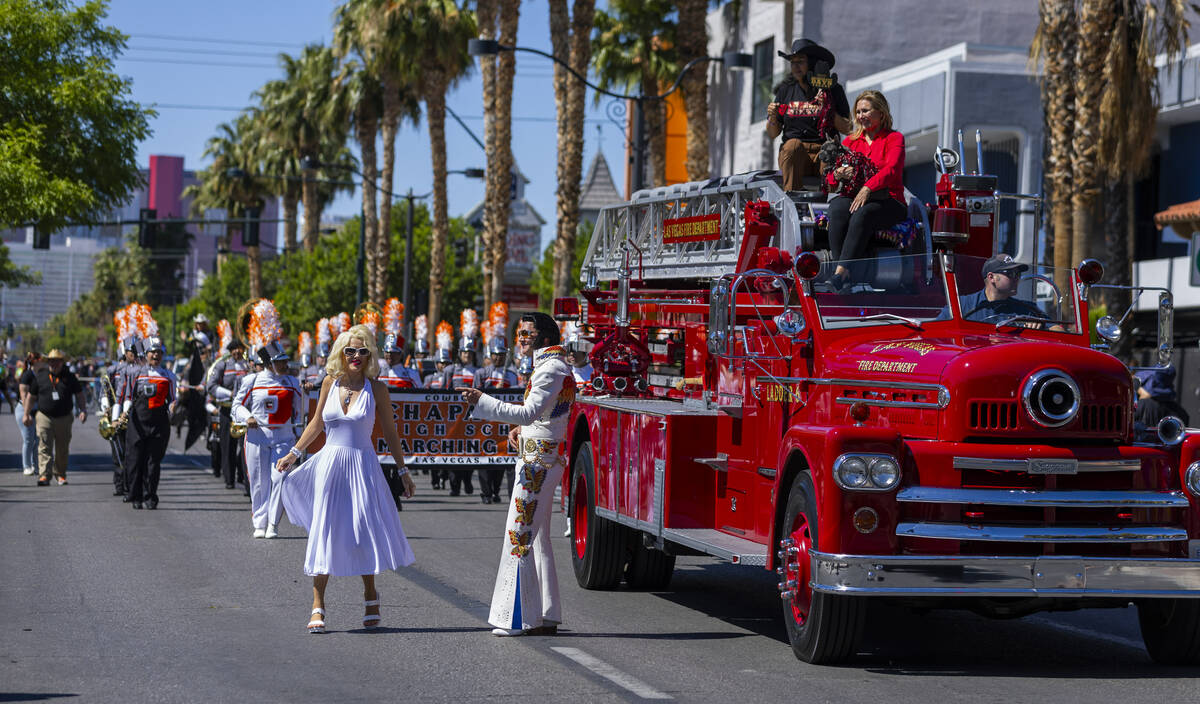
[766, 38, 851, 192]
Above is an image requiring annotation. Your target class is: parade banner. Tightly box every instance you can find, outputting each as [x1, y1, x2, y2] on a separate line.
[308, 387, 523, 466]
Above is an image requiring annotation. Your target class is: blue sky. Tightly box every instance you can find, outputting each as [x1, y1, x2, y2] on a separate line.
[106, 0, 627, 254]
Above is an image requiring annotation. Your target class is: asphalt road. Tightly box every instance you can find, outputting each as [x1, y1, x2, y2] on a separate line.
[2, 419, 1198, 703]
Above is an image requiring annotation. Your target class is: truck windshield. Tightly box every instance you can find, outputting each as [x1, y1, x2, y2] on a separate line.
[812, 253, 949, 329]
[951, 254, 1079, 333]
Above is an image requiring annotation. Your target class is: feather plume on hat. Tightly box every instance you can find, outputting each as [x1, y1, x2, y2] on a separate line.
[383, 298, 403, 337]
[217, 320, 232, 352]
[134, 303, 159, 339]
[481, 320, 493, 346]
[357, 308, 380, 336]
[336, 312, 351, 335]
[248, 298, 283, 350]
[488, 302, 509, 343]
[435, 321, 454, 352]
[298, 331, 313, 356]
[414, 315, 428, 341]
[316, 318, 331, 346]
[460, 309, 478, 344]
[113, 308, 129, 342]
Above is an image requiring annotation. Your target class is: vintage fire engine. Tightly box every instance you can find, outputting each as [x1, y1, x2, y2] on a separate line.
[556, 135, 1200, 664]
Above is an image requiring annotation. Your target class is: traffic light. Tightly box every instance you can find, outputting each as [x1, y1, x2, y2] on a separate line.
[32, 225, 50, 250]
[138, 208, 157, 248]
[242, 207, 261, 248]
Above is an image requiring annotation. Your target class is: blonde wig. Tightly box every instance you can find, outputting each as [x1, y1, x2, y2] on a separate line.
[324, 324, 382, 381]
[850, 89, 894, 139]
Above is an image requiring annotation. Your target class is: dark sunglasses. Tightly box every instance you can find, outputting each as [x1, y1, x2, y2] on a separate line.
[516, 330, 534, 339]
[342, 347, 371, 357]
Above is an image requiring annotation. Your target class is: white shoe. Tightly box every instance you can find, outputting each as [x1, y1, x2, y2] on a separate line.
[252, 528, 266, 538]
[22, 467, 34, 476]
[491, 627, 524, 637]
[563, 525, 572, 537]
[265, 524, 278, 539]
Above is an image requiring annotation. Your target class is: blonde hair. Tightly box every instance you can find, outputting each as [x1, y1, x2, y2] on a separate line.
[851, 89, 893, 139]
[324, 324, 381, 380]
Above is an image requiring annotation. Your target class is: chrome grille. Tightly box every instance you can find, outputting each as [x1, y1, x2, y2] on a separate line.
[969, 401, 1018, 431]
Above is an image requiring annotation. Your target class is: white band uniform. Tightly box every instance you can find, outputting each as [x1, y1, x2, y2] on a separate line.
[232, 369, 304, 533]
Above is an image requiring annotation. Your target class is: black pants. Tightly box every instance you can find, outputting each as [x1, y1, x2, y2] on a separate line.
[476, 467, 504, 499]
[448, 469, 474, 495]
[126, 416, 168, 502]
[826, 194, 907, 265]
[218, 408, 243, 487]
[110, 433, 126, 491]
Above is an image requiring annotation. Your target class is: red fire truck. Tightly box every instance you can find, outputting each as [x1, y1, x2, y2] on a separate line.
[556, 139, 1200, 664]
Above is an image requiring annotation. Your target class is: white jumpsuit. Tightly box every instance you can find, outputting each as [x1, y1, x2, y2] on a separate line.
[470, 345, 575, 631]
[232, 369, 304, 531]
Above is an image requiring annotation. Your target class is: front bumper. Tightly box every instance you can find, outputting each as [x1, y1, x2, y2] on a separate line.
[811, 551, 1200, 598]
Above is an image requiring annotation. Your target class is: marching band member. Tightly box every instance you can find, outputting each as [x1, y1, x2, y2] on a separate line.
[206, 337, 251, 490]
[474, 336, 518, 505]
[424, 322, 455, 390]
[234, 331, 303, 539]
[105, 310, 137, 497]
[457, 312, 575, 636]
[563, 323, 594, 386]
[379, 299, 422, 388]
[121, 332, 177, 511]
[446, 312, 481, 497]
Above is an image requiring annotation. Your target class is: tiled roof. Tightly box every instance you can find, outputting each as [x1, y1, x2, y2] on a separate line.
[1155, 198, 1200, 235]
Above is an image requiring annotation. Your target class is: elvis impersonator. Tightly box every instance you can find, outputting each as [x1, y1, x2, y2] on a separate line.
[457, 311, 575, 636]
[233, 342, 304, 539]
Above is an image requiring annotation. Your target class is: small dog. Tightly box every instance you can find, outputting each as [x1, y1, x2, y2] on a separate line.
[817, 139, 877, 197]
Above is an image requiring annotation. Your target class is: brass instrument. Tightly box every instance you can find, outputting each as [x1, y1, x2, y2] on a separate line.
[97, 372, 128, 440]
[230, 420, 300, 439]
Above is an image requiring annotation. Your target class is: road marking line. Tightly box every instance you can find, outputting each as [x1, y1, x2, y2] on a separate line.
[550, 646, 672, 700]
[1025, 615, 1146, 652]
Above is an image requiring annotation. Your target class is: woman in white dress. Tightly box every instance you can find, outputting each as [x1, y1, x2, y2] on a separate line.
[274, 324, 417, 633]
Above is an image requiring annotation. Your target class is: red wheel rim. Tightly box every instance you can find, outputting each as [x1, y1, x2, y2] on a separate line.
[786, 513, 813, 626]
[573, 474, 589, 560]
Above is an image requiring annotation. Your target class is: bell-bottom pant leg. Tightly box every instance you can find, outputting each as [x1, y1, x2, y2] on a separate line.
[487, 444, 566, 630]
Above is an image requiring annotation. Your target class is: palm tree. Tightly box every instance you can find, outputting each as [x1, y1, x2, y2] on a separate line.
[675, 0, 710, 183]
[252, 81, 304, 252]
[549, 0, 595, 301]
[185, 113, 271, 298]
[385, 0, 477, 350]
[477, 0, 499, 307]
[1031, 0, 1076, 274]
[484, 0, 520, 308]
[331, 57, 383, 304]
[335, 0, 423, 304]
[592, 0, 679, 190]
[269, 45, 346, 251]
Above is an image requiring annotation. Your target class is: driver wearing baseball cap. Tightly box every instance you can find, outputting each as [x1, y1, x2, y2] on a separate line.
[958, 254, 1045, 323]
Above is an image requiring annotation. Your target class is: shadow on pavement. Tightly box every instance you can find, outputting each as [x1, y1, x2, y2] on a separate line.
[0, 695, 80, 702]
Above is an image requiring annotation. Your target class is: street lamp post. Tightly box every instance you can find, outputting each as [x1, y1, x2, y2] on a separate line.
[468, 39, 752, 192]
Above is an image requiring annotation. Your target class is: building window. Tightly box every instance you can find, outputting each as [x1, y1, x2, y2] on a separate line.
[751, 37, 775, 124]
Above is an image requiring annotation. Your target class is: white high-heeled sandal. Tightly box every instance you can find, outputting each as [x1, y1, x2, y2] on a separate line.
[363, 596, 381, 629]
[307, 608, 326, 634]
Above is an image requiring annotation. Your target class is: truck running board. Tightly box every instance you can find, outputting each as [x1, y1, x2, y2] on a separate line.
[662, 528, 768, 566]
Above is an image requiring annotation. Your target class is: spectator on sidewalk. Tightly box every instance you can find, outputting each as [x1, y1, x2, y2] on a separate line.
[15, 352, 42, 475]
[24, 349, 87, 486]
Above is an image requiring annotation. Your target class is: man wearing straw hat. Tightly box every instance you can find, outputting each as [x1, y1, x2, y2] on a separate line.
[23, 349, 87, 486]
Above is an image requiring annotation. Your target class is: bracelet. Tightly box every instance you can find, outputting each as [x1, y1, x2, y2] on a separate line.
[288, 447, 302, 459]
[395, 465, 408, 476]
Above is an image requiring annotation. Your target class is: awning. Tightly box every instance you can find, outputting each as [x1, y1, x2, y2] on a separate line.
[1154, 198, 1200, 236]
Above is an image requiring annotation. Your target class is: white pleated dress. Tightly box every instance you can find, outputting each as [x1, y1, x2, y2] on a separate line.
[281, 380, 415, 576]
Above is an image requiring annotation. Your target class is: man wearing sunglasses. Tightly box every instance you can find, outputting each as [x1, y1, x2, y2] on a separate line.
[457, 312, 576, 637]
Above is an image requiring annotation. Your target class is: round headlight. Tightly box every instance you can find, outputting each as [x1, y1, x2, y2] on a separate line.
[1158, 416, 1186, 446]
[868, 457, 900, 489]
[1095, 315, 1121, 343]
[1185, 462, 1200, 498]
[1022, 369, 1081, 428]
[837, 457, 869, 488]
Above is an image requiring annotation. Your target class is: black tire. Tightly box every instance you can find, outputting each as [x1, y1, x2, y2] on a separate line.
[625, 537, 675, 589]
[780, 472, 865, 664]
[1138, 598, 1200, 665]
[570, 441, 626, 589]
